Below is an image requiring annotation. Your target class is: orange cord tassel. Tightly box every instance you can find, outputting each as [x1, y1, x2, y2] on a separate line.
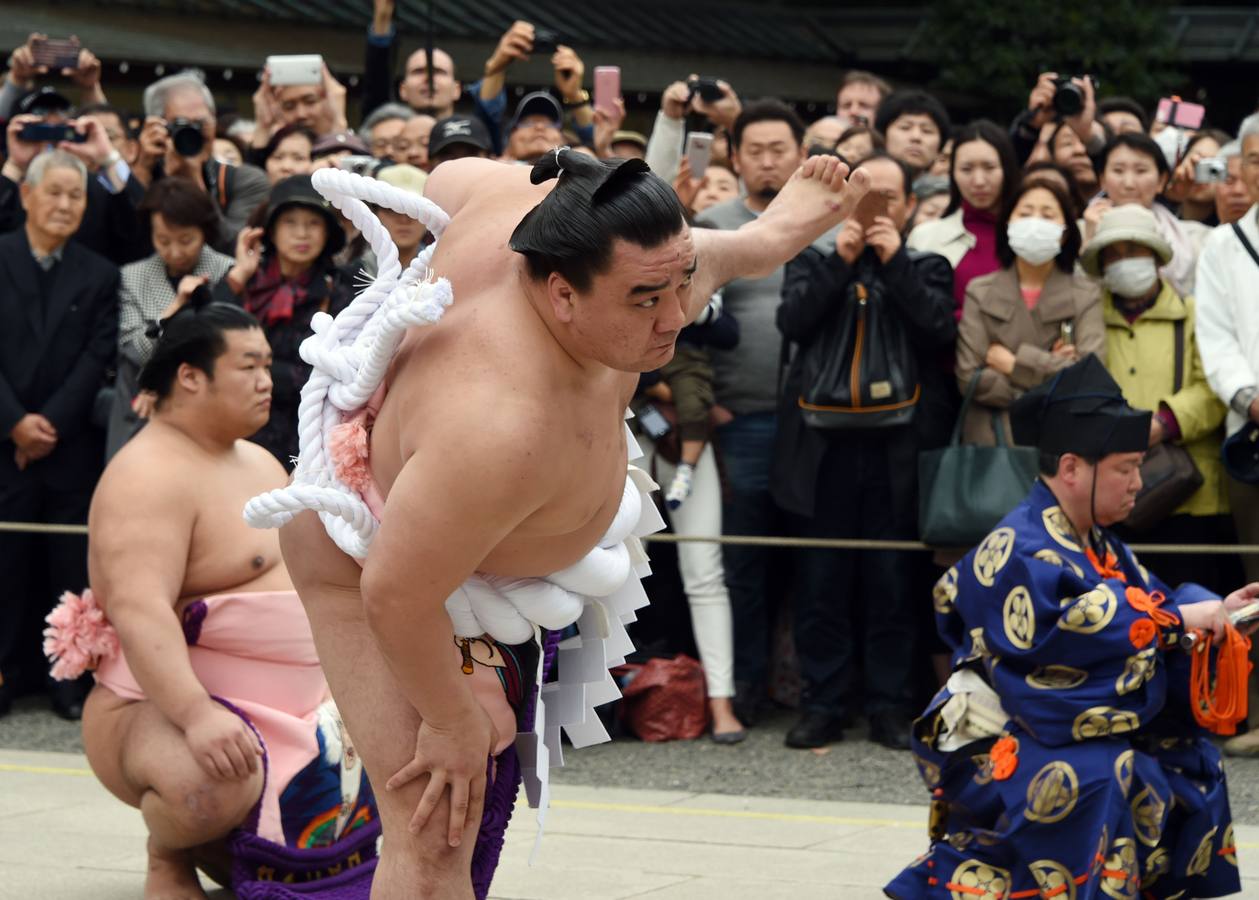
[1190, 624, 1253, 736]
[1086, 547, 1126, 582]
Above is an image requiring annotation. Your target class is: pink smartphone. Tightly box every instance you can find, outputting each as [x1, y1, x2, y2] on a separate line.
[594, 66, 621, 117]
[1156, 97, 1205, 130]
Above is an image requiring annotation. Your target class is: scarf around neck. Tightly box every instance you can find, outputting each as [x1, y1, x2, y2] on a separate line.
[244, 256, 317, 325]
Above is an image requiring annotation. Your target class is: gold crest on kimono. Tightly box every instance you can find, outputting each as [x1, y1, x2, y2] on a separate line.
[948, 860, 1010, 900]
[1058, 583, 1117, 635]
[1072, 706, 1140, 740]
[974, 528, 1016, 587]
[1024, 760, 1079, 824]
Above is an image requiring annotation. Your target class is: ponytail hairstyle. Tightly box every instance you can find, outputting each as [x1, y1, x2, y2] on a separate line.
[509, 148, 686, 292]
[137, 294, 261, 403]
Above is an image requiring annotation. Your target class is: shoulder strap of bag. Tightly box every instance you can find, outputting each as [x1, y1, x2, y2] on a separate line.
[1231, 222, 1259, 271]
[950, 369, 985, 446]
[1172, 316, 1185, 394]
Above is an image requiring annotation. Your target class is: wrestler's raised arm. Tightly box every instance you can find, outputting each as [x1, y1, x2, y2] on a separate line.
[688, 155, 869, 315]
[359, 393, 552, 846]
[89, 454, 261, 780]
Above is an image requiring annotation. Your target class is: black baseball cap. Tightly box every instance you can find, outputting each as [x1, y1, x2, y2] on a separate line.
[18, 87, 72, 116]
[508, 91, 563, 133]
[428, 115, 492, 158]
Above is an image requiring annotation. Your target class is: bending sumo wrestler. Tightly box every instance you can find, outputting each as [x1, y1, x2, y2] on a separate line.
[886, 356, 1259, 900]
[50, 302, 377, 899]
[264, 150, 871, 900]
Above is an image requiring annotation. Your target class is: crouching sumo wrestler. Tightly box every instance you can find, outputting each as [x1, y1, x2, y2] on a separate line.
[50, 302, 377, 899]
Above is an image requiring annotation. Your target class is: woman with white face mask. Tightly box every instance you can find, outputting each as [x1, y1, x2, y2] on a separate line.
[955, 179, 1105, 446]
[1079, 203, 1238, 596]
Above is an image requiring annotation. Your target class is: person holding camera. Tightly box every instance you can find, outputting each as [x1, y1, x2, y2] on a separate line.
[249, 61, 348, 152]
[107, 178, 234, 457]
[0, 150, 119, 720]
[1164, 129, 1232, 226]
[644, 75, 742, 183]
[0, 91, 148, 266]
[773, 153, 957, 750]
[0, 33, 106, 121]
[1010, 71, 1105, 168]
[213, 175, 352, 468]
[364, 2, 536, 155]
[136, 71, 271, 255]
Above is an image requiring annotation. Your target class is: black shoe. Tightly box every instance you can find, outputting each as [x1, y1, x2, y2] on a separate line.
[869, 710, 913, 751]
[732, 681, 762, 728]
[49, 679, 88, 721]
[784, 712, 846, 749]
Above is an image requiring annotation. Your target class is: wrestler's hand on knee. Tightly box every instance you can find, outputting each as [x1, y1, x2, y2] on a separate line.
[183, 700, 263, 781]
[386, 704, 498, 847]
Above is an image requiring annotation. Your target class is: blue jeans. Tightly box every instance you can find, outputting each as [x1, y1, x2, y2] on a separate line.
[715, 412, 780, 691]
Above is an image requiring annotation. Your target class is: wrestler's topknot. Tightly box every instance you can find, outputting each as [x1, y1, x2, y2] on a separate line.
[510, 149, 686, 292]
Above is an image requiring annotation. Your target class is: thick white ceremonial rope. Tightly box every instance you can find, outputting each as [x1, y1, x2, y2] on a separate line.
[243, 169, 451, 558]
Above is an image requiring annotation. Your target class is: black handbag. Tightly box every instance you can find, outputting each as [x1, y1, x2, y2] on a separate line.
[796, 279, 920, 429]
[918, 370, 1040, 546]
[1124, 317, 1203, 532]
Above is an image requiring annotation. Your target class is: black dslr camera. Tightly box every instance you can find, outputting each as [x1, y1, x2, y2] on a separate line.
[167, 117, 206, 157]
[1051, 75, 1097, 118]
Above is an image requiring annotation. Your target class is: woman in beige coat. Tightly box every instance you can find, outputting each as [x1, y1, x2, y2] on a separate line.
[956, 179, 1105, 445]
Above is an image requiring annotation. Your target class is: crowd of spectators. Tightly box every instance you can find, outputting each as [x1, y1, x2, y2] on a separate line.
[3, 9, 1259, 758]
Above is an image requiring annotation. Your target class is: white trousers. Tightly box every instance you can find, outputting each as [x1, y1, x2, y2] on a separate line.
[639, 437, 735, 698]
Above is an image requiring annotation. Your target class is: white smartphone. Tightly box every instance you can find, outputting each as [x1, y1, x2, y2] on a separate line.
[266, 54, 324, 87]
[593, 66, 621, 118]
[685, 132, 714, 176]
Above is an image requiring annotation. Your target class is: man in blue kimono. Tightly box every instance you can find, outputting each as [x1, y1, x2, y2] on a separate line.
[886, 355, 1259, 900]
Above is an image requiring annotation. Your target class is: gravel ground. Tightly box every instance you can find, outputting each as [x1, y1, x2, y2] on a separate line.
[8, 696, 1259, 823]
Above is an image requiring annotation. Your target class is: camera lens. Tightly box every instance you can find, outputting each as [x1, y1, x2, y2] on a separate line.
[168, 119, 205, 157]
[1052, 81, 1084, 118]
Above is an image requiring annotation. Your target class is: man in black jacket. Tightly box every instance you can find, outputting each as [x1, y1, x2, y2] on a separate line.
[772, 152, 956, 750]
[0, 150, 119, 719]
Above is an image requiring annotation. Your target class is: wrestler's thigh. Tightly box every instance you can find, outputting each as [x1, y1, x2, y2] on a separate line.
[84, 685, 261, 819]
[283, 512, 483, 866]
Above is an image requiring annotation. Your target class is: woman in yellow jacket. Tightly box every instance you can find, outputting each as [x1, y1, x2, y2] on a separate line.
[1080, 203, 1241, 596]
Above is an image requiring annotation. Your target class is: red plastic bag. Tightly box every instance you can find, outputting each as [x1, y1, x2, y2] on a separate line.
[619, 654, 709, 742]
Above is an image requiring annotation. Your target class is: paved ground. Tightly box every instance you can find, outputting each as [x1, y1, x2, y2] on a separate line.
[6, 746, 1259, 900]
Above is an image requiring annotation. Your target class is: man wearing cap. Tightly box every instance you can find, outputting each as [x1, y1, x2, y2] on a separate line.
[886, 355, 1259, 899]
[502, 91, 567, 164]
[1079, 204, 1233, 597]
[345, 163, 428, 280]
[608, 131, 648, 161]
[427, 115, 493, 170]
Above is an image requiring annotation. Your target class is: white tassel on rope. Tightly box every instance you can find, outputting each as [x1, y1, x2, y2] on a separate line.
[243, 169, 452, 558]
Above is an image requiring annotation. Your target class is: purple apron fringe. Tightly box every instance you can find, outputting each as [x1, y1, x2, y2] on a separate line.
[181, 599, 208, 646]
[469, 627, 559, 899]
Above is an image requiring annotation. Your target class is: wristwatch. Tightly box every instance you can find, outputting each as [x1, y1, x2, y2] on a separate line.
[562, 90, 590, 109]
[1232, 386, 1258, 418]
[100, 149, 122, 171]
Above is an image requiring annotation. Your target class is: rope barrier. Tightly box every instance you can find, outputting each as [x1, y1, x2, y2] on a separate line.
[4, 520, 1259, 557]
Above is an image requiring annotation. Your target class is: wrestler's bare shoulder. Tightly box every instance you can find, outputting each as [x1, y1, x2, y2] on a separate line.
[93, 423, 291, 602]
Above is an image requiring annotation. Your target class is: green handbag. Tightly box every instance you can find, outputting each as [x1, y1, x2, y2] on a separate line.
[918, 371, 1040, 547]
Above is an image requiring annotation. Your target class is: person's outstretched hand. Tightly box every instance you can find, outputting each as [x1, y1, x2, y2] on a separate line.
[386, 704, 498, 847]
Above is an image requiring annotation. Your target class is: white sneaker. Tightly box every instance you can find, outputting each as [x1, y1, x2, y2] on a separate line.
[665, 463, 694, 510]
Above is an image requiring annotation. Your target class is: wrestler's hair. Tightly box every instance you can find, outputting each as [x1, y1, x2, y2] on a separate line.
[137, 300, 261, 403]
[509, 150, 686, 292]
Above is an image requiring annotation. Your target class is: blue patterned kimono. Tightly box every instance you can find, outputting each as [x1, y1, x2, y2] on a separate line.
[885, 481, 1241, 900]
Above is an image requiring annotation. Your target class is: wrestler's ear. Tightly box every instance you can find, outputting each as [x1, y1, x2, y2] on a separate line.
[547, 272, 578, 324]
[175, 361, 208, 396]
